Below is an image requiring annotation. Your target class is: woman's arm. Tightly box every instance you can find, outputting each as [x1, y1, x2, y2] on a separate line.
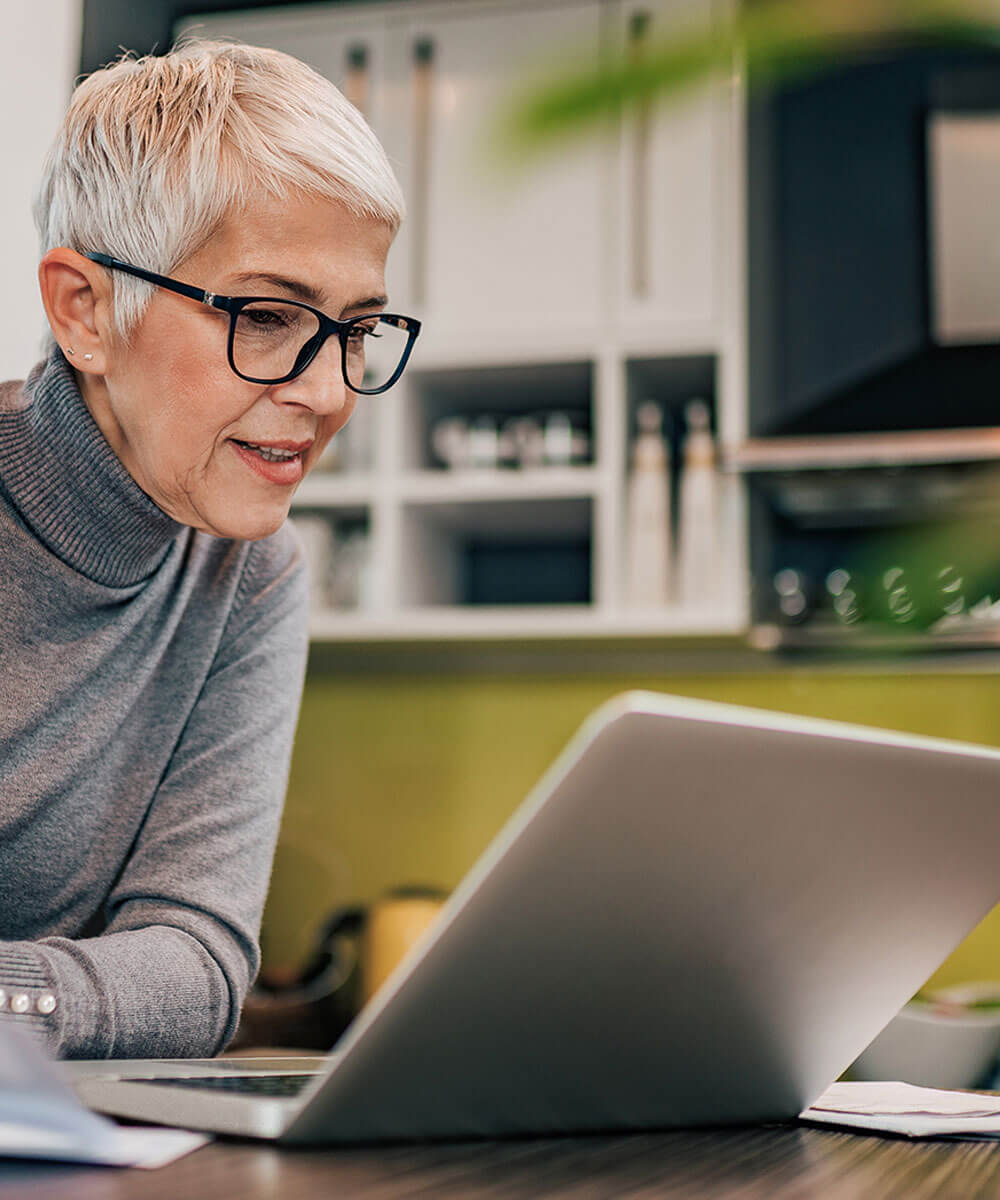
[0, 531, 309, 1058]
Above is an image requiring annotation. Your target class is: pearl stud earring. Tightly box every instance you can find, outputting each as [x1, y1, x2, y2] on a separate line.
[83, 353, 94, 361]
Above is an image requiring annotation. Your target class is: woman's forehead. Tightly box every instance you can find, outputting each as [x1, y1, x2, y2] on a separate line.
[188, 193, 393, 308]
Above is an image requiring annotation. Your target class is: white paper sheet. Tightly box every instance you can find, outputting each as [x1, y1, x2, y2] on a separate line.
[0, 1025, 208, 1168]
[802, 1081, 1000, 1139]
[0, 1118, 208, 1168]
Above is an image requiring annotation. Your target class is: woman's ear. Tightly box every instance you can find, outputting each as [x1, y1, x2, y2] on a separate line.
[38, 248, 112, 374]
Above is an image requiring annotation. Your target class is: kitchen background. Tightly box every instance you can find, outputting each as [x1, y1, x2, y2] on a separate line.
[8, 0, 1000, 1019]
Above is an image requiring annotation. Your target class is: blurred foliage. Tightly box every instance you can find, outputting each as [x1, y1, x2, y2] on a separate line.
[851, 514, 1000, 633]
[500, 0, 1000, 154]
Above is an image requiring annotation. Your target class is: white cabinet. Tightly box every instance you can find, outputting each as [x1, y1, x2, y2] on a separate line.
[390, 0, 607, 354]
[182, 6, 390, 125]
[177, 0, 748, 643]
[610, 0, 725, 347]
[177, 6, 410, 306]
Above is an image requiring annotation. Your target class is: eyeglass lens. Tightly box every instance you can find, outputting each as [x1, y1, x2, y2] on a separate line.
[232, 303, 411, 390]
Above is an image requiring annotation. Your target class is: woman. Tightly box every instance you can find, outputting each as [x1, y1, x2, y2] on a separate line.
[0, 39, 418, 1058]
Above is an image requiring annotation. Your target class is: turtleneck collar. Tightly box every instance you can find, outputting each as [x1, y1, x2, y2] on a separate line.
[0, 351, 184, 587]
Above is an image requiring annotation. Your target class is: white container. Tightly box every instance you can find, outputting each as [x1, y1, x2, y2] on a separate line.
[677, 398, 720, 608]
[851, 984, 1000, 1089]
[625, 401, 671, 608]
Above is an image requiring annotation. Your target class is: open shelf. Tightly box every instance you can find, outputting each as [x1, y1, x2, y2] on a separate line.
[292, 473, 376, 508]
[401, 360, 594, 473]
[396, 466, 603, 504]
[398, 497, 593, 609]
[307, 603, 747, 643]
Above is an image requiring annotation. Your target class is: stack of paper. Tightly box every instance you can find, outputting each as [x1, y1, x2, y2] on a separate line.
[0, 1026, 207, 1168]
[803, 1081, 1000, 1139]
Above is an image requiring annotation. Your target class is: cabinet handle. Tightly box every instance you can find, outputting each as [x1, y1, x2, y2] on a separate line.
[344, 43, 370, 119]
[412, 37, 435, 307]
[629, 11, 652, 300]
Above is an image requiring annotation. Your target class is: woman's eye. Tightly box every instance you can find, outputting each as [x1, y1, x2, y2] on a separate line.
[247, 309, 289, 328]
[349, 322, 382, 342]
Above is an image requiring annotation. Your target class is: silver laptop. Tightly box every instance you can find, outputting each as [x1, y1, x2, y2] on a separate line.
[68, 690, 1000, 1143]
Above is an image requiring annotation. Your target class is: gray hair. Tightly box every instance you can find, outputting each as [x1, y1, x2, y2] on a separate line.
[35, 39, 405, 341]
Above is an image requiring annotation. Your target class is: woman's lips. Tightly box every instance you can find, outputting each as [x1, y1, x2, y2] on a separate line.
[230, 438, 309, 485]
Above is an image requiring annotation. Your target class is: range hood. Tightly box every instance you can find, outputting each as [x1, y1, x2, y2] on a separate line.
[747, 49, 1000, 447]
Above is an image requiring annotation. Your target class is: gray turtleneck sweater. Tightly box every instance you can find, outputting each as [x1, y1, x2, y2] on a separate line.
[0, 352, 309, 1059]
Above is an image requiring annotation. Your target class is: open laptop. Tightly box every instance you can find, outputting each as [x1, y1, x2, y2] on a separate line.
[68, 690, 1000, 1143]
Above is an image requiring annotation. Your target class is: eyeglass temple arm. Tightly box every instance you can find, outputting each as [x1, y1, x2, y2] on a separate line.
[83, 252, 229, 310]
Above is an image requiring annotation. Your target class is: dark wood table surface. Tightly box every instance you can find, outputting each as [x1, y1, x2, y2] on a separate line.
[4, 1122, 1000, 1199]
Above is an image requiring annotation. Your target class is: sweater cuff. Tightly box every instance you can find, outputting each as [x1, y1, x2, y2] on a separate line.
[0, 945, 59, 1048]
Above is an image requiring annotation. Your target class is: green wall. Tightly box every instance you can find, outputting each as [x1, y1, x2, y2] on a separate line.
[262, 661, 1000, 994]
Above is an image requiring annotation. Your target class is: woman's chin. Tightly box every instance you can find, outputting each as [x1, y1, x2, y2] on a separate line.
[197, 502, 291, 542]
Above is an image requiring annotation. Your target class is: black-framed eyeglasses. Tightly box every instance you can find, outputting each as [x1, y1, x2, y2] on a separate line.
[84, 251, 421, 395]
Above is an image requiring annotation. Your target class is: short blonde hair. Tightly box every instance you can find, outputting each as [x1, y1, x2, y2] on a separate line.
[35, 39, 405, 339]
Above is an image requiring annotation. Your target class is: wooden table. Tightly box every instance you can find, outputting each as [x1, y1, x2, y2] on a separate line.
[3, 1123, 1000, 1198]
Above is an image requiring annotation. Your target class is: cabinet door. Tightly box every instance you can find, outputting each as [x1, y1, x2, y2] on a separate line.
[176, 8, 388, 127]
[386, 0, 606, 360]
[611, 0, 726, 345]
[174, 8, 408, 306]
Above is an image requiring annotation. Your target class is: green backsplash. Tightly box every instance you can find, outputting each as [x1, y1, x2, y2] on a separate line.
[262, 663, 1000, 992]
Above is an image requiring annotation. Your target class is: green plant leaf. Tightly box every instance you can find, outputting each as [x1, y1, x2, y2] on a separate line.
[498, 0, 1000, 158]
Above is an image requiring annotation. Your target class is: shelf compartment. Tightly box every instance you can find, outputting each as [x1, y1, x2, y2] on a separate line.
[625, 354, 716, 447]
[401, 360, 594, 472]
[399, 497, 592, 608]
[623, 355, 718, 517]
[626, 353, 716, 405]
[292, 473, 376, 508]
[289, 505, 374, 614]
[396, 465, 602, 504]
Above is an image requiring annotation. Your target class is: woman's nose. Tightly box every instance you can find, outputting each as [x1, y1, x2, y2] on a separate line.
[273, 336, 351, 416]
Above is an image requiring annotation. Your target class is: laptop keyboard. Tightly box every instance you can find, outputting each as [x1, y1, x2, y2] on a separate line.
[127, 1073, 316, 1098]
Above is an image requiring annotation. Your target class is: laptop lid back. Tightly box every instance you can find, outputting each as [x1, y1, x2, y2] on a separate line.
[284, 691, 1000, 1143]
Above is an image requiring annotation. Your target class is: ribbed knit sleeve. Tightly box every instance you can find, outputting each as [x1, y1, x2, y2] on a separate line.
[0, 526, 309, 1058]
[0, 948, 57, 1044]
